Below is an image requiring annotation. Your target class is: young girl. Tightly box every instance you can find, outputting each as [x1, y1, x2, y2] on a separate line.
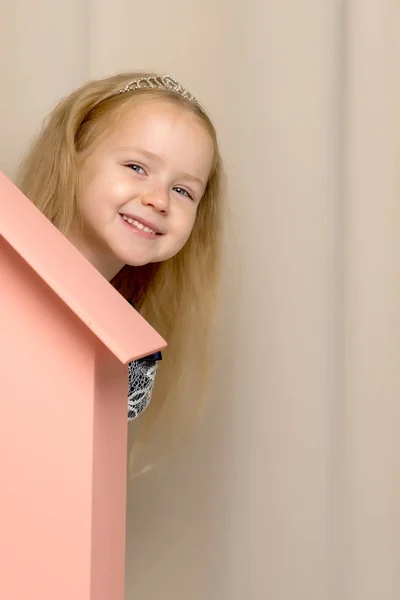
[17, 72, 225, 443]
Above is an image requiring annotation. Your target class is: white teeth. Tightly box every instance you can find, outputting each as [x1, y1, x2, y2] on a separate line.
[122, 215, 157, 235]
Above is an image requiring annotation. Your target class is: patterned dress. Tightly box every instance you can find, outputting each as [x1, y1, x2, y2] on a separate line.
[127, 301, 162, 420]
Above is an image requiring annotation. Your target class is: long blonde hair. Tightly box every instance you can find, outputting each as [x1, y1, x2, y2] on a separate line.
[17, 72, 225, 453]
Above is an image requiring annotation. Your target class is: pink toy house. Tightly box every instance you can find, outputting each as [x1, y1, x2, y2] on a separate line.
[0, 172, 166, 599]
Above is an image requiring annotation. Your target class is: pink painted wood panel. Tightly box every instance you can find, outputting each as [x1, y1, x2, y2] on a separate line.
[0, 173, 167, 599]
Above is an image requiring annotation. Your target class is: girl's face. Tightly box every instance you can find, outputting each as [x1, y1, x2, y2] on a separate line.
[71, 100, 214, 280]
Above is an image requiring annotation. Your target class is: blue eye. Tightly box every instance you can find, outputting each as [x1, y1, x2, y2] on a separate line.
[174, 187, 193, 200]
[128, 164, 146, 175]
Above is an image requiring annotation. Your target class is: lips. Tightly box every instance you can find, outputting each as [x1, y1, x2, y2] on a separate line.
[119, 213, 163, 235]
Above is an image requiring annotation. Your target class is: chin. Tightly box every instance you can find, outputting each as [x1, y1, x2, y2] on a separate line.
[121, 256, 152, 267]
[112, 244, 182, 268]
[111, 246, 153, 268]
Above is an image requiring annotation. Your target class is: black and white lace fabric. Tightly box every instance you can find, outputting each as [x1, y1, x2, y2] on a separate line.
[127, 353, 161, 420]
[127, 301, 162, 421]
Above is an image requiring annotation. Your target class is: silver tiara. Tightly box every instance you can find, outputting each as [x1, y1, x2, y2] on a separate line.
[117, 75, 200, 106]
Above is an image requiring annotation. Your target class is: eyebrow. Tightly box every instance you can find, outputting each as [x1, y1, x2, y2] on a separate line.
[117, 146, 206, 188]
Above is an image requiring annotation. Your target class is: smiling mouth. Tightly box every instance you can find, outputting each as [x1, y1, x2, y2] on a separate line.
[120, 214, 162, 236]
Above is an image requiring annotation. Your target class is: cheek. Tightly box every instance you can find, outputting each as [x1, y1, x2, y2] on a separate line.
[172, 207, 198, 249]
[108, 178, 133, 204]
[79, 177, 129, 218]
[178, 206, 197, 235]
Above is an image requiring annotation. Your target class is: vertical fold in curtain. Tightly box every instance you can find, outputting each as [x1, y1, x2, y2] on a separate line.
[343, 1, 400, 598]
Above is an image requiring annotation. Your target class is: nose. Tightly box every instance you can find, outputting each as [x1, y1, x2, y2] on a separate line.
[141, 187, 170, 214]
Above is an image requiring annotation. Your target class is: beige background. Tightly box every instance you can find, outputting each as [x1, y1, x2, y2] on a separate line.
[1, 0, 399, 598]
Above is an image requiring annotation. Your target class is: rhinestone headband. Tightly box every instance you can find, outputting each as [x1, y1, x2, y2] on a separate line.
[117, 75, 200, 106]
